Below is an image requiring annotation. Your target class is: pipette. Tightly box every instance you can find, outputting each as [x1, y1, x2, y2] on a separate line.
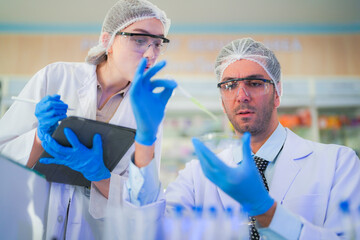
[11, 96, 75, 110]
[177, 85, 218, 121]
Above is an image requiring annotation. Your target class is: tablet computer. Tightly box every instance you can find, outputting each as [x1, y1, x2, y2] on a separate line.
[33, 116, 136, 187]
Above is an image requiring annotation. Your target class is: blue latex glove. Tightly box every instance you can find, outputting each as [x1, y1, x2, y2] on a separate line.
[192, 132, 274, 216]
[40, 128, 111, 182]
[130, 58, 177, 146]
[35, 94, 68, 142]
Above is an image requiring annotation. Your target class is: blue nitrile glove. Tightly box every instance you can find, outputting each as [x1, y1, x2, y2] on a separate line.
[40, 128, 111, 182]
[129, 58, 177, 146]
[35, 94, 68, 142]
[192, 132, 274, 216]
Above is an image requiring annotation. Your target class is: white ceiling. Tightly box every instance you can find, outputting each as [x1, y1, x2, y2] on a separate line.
[0, 0, 359, 32]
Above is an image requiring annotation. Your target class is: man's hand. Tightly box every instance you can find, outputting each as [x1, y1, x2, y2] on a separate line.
[192, 132, 274, 217]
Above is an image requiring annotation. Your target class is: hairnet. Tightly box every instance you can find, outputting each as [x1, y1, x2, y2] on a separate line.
[214, 37, 282, 97]
[86, 0, 171, 65]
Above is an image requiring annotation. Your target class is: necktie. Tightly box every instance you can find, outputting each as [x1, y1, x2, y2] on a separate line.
[249, 156, 269, 240]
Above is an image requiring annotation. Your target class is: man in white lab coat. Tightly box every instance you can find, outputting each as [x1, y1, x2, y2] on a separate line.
[119, 37, 360, 239]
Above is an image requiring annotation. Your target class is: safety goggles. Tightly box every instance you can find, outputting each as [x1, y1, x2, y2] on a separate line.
[117, 32, 170, 55]
[217, 77, 274, 100]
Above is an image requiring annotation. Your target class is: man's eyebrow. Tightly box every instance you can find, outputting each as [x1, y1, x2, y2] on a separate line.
[222, 74, 265, 82]
[247, 74, 265, 79]
[222, 77, 235, 82]
[130, 28, 165, 37]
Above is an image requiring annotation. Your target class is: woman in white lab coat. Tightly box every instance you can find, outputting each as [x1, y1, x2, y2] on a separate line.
[0, 0, 172, 239]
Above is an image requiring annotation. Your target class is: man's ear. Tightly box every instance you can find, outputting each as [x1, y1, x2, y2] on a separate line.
[100, 32, 112, 54]
[274, 90, 280, 109]
[221, 98, 226, 114]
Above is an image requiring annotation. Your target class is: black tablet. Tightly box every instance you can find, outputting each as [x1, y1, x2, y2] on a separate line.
[33, 116, 136, 187]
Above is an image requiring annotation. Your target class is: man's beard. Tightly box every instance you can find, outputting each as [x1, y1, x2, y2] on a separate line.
[224, 98, 275, 137]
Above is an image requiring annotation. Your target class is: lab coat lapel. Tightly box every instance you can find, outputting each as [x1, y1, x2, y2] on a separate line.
[269, 129, 313, 203]
[77, 67, 97, 119]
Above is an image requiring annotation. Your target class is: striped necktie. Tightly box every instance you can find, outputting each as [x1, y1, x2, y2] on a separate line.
[249, 156, 269, 240]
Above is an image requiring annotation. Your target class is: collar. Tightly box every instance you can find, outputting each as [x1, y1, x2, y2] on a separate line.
[97, 81, 131, 97]
[232, 123, 287, 164]
[255, 123, 287, 162]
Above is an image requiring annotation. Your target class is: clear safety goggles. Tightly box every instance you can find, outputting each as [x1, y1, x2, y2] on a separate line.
[217, 77, 274, 100]
[116, 32, 170, 55]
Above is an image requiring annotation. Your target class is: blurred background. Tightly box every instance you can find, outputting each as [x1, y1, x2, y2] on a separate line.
[1, 0, 359, 187]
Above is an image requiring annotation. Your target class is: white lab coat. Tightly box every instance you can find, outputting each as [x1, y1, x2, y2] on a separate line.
[122, 128, 360, 239]
[0, 62, 163, 240]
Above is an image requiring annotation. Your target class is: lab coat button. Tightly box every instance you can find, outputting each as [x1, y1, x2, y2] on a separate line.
[57, 215, 63, 222]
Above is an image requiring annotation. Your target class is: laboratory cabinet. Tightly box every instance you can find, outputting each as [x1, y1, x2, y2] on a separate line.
[0, 75, 359, 186]
[161, 76, 360, 186]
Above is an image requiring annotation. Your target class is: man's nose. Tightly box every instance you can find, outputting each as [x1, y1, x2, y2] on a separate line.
[235, 86, 250, 102]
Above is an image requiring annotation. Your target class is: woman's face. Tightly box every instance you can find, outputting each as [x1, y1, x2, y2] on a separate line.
[107, 18, 165, 82]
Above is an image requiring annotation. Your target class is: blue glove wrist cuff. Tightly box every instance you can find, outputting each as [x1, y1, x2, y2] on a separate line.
[247, 196, 275, 217]
[85, 169, 111, 182]
[37, 124, 57, 142]
[135, 134, 156, 146]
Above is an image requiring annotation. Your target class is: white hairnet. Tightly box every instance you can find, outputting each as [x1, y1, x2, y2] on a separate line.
[215, 37, 282, 97]
[86, 0, 171, 65]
